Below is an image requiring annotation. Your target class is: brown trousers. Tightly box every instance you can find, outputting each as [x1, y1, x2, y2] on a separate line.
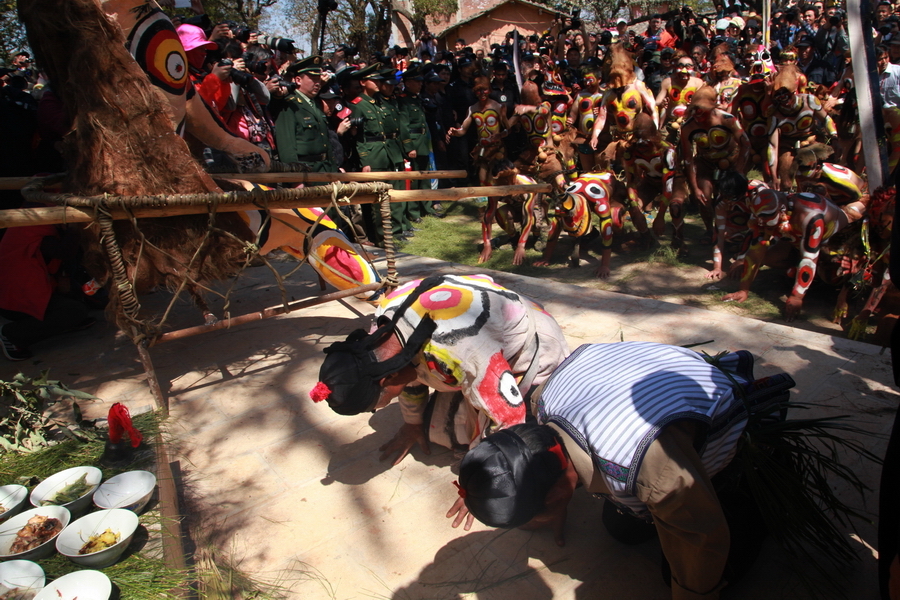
[636, 421, 729, 600]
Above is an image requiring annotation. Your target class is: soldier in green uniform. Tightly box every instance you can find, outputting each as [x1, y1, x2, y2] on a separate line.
[398, 64, 438, 220]
[377, 67, 414, 237]
[271, 55, 336, 174]
[348, 65, 409, 244]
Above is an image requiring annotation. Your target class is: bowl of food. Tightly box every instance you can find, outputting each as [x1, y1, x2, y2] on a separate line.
[33, 570, 111, 600]
[55, 509, 138, 568]
[0, 486, 28, 525]
[29, 466, 102, 516]
[92, 471, 156, 514]
[0, 559, 44, 599]
[0, 506, 70, 561]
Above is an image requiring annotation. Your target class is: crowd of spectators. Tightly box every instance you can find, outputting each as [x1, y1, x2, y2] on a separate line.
[1, 0, 899, 329]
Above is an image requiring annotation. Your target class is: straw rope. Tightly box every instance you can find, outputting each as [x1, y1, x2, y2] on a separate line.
[22, 177, 398, 343]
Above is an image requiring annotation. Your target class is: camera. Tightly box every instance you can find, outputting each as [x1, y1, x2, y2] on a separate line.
[218, 59, 254, 87]
[270, 75, 297, 92]
[243, 53, 269, 76]
[259, 35, 295, 53]
[318, 0, 338, 12]
[232, 26, 252, 43]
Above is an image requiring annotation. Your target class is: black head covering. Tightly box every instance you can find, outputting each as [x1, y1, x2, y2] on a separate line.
[311, 276, 445, 415]
[459, 426, 559, 528]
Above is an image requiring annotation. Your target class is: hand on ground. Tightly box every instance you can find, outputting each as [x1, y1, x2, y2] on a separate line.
[513, 246, 526, 266]
[783, 295, 803, 322]
[379, 423, 430, 466]
[722, 290, 749, 303]
[447, 496, 475, 530]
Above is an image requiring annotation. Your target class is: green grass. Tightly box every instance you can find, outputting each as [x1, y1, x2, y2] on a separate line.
[0, 409, 287, 600]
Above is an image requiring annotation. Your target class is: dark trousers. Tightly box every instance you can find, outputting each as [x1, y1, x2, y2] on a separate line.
[0, 294, 88, 348]
[404, 153, 436, 219]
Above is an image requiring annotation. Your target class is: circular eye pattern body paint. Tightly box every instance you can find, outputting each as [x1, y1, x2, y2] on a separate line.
[128, 9, 188, 96]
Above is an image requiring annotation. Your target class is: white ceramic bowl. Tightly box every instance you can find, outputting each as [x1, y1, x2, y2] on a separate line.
[33, 570, 111, 600]
[0, 485, 29, 524]
[92, 470, 156, 513]
[30, 466, 102, 516]
[0, 559, 45, 597]
[56, 509, 139, 568]
[0, 506, 71, 561]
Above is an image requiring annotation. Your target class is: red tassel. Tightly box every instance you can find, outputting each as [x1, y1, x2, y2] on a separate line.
[452, 480, 467, 498]
[548, 440, 568, 470]
[309, 382, 332, 403]
[107, 403, 143, 448]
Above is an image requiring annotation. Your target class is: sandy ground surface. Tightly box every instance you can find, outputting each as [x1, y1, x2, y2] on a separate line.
[0, 250, 894, 600]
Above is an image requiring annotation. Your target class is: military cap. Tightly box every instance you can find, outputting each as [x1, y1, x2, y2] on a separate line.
[401, 64, 424, 80]
[351, 64, 383, 80]
[285, 55, 323, 77]
[379, 67, 398, 82]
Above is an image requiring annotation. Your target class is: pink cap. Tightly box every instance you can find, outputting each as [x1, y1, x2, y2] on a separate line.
[176, 24, 217, 52]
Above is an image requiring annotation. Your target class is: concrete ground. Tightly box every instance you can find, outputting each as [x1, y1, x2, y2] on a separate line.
[2, 250, 895, 600]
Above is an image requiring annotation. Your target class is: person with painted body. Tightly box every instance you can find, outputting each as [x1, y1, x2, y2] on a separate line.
[794, 156, 869, 221]
[590, 44, 658, 160]
[536, 170, 627, 278]
[733, 73, 773, 168]
[105, 0, 269, 171]
[621, 113, 687, 248]
[705, 173, 769, 281]
[765, 65, 836, 192]
[707, 50, 742, 114]
[656, 52, 705, 136]
[680, 86, 750, 244]
[722, 190, 849, 320]
[453, 341, 795, 600]
[513, 80, 553, 167]
[447, 76, 511, 186]
[310, 274, 569, 462]
[567, 66, 603, 172]
[271, 56, 336, 173]
[477, 162, 544, 266]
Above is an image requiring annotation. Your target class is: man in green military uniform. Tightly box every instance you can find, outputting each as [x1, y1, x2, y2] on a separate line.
[398, 64, 438, 220]
[272, 55, 336, 174]
[348, 65, 409, 244]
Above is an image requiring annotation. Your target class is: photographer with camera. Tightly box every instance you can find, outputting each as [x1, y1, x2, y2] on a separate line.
[211, 41, 276, 155]
[270, 56, 335, 174]
[814, 8, 848, 73]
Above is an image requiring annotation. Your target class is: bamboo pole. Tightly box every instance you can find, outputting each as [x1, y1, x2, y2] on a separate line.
[0, 183, 551, 228]
[152, 282, 385, 346]
[0, 170, 465, 190]
[217, 170, 465, 183]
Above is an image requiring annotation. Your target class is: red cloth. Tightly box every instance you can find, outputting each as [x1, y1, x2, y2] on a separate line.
[0, 225, 59, 320]
[659, 30, 678, 49]
[195, 74, 230, 117]
[108, 403, 143, 448]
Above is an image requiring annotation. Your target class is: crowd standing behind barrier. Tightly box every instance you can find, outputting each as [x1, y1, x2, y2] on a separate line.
[1, 0, 899, 355]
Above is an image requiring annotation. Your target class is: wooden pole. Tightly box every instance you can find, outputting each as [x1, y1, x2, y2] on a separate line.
[136, 338, 168, 412]
[0, 170, 466, 190]
[218, 170, 466, 184]
[0, 183, 551, 228]
[152, 282, 385, 345]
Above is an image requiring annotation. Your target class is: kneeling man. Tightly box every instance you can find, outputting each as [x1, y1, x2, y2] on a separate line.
[456, 341, 795, 600]
[310, 274, 570, 463]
